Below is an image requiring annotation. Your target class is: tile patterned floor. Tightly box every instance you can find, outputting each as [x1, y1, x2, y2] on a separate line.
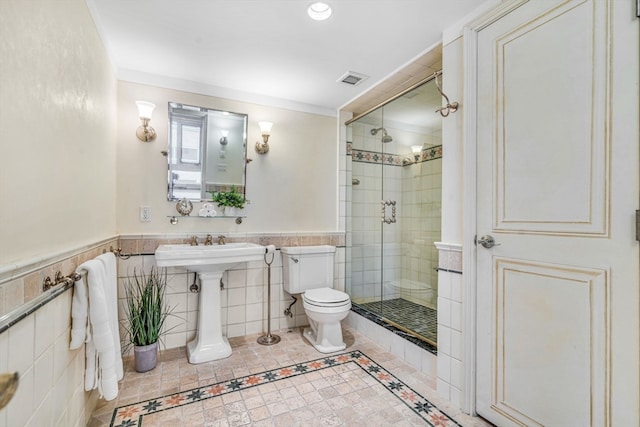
[89, 326, 492, 427]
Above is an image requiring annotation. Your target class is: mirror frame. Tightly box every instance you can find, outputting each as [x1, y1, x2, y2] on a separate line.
[166, 102, 248, 202]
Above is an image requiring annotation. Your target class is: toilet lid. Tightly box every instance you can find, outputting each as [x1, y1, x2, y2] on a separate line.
[304, 287, 350, 305]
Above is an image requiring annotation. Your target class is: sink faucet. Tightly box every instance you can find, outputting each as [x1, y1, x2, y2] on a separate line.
[190, 235, 198, 246]
[204, 234, 213, 246]
[217, 235, 226, 245]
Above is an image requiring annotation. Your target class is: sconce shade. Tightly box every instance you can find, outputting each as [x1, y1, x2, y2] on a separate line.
[258, 121, 273, 136]
[256, 121, 273, 154]
[135, 101, 156, 142]
[220, 129, 229, 145]
[136, 101, 155, 119]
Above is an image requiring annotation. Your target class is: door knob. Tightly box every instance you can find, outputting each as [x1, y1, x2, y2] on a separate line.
[476, 235, 500, 249]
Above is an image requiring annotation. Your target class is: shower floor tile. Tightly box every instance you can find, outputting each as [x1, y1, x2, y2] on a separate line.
[356, 299, 437, 345]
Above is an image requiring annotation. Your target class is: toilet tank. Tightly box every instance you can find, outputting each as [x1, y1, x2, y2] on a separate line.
[281, 245, 336, 294]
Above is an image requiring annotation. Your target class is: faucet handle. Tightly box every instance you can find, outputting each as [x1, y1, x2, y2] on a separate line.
[190, 235, 199, 246]
[204, 234, 213, 245]
[217, 235, 226, 245]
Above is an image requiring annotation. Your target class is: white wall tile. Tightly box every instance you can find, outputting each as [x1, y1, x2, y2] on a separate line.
[227, 306, 246, 324]
[450, 300, 462, 331]
[227, 323, 245, 338]
[8, 313, 34, 375]
[421, 350, 437, 378]
[33, 347, 54, 410]
[437, 352, 451, 382]
[450, 329, 463, 360]
[451, 273, 463, 302]
[6, 366, 34, 427]
[437, 296, 451, 327]
[404, 341, 422, 371]
[437, 324, 451, 356]
[25, 389, 53, 427]
[166, 293, 187, 314]
[450, 358, 463, 389]
[450, 386, 462, 409]
[390, 333, 405, 359]
[376, 327, 393, 352]
[227, 288, 246, 307]
[34, 303, 54, 359]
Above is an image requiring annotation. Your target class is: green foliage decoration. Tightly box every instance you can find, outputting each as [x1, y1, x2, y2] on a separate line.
[210, 186, 248, 209]
[122, 267, 174, 348]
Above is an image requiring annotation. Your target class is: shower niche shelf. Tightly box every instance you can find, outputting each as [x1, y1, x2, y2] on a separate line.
[167, 215, 245, 225]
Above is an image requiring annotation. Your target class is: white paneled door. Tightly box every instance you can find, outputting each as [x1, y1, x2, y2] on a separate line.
[472, 0, 639, 426]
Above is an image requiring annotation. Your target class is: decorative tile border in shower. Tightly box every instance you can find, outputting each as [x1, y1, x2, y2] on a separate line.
[109, 350, 459, 427]
[347, 142, 442, 166]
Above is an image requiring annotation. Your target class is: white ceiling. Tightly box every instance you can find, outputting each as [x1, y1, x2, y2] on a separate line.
[86, 0, 484, 116]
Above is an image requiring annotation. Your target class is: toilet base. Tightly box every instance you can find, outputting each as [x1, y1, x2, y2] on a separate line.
[303, 325, 346, 353]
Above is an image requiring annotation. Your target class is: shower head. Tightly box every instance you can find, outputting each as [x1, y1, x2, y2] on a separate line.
[370, 127, 393, 143]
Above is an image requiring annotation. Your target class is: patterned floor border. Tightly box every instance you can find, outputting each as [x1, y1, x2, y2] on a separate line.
[110, 350, 461, 427]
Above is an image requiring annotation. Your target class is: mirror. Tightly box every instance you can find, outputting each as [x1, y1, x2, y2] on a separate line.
[167, 102, 248, 201]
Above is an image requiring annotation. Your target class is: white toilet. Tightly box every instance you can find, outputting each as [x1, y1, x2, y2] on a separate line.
[281, 245, 352, 353]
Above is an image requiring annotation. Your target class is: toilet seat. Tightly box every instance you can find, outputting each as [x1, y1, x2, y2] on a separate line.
[303, 287, 350, 307]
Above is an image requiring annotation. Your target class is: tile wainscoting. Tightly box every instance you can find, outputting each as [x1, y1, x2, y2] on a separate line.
[116, 233, 346, 353]
[0, 237, 118, 427]
[434, 242, 464, 407]
[0, 232, 345, 426]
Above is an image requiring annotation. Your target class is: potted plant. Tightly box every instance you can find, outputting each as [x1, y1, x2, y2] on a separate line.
[122, 267, 173, 372]
[211, 186, 248, 217]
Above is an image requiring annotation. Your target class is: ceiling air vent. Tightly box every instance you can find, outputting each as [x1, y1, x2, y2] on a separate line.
[337, 71, 369, 86]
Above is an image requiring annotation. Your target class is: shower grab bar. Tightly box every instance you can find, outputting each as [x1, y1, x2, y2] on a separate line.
[381, 200, 396, 224]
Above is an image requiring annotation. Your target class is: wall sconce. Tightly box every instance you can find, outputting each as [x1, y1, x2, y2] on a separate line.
[411, 145, 423, 161]
[255, 121, 273, 154]
[135, 101, 156, 142]
[219, 130, 229, 145]
[403, 145, 424, 165]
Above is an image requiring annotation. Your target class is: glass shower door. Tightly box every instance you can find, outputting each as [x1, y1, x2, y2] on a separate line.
[346, 76, 442, 349]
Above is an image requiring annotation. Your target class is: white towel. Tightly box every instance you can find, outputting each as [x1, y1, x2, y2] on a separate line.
[72, 254, 121, 401]
[70, 274, 89, 349]
[97, 252, 124, 382]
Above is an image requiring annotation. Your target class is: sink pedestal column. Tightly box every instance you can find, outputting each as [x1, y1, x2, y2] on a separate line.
[188, 271, 232, 363]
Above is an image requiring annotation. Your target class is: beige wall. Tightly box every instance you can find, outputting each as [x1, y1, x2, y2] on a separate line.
[0, 0, 117, 267]
[0, 1, 116, 425]
[117, 81, 338, 235]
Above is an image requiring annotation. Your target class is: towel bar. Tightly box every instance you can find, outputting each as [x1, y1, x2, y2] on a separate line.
[42, 271, 82, 292]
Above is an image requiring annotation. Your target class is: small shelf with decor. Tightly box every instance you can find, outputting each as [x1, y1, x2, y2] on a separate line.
[167, 215, 245, 225]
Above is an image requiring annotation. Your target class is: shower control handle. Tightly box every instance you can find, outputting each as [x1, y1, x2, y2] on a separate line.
[476, 234, 500, 249]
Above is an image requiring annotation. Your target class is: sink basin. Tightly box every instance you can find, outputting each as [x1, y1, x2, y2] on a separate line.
[154, 242, 266, 364]
[155, 242, 265, 273]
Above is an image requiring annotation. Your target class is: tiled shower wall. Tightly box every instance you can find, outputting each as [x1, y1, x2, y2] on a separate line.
[400, 156, 442, 307]
[346, 121, 442, 308]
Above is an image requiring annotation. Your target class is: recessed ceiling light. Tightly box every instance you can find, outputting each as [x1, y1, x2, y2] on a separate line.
[308, 2, 332, 21]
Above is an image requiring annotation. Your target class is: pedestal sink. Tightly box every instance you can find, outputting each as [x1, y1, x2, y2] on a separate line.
[155, 242, 265, 364]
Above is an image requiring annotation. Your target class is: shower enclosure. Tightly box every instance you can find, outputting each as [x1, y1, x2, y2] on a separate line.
[345, 75, 442, 349]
